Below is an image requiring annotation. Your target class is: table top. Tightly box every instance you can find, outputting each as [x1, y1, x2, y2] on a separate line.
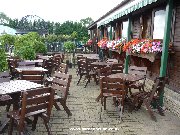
[108, 73, 144, 82]
[91, 61, 111, 66]
[38, 55, 53, 60]
[15, 67, 48, 72]
[0, 80, 42, 95]
[23, 59, 43, 63]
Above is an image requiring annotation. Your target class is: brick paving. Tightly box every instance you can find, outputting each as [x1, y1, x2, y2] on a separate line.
[1, 68, 180, 135]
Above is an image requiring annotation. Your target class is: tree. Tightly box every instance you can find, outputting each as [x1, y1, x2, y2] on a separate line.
[0, 12, 10, 25]
[80, 17, 94, 27]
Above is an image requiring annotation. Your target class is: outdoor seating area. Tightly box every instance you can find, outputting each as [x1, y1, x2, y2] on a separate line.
[0, 51, 180, 135]
[0, 0, 180, 134]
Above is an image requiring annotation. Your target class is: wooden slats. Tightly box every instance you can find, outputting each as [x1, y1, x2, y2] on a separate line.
[27, 87, 51, 97]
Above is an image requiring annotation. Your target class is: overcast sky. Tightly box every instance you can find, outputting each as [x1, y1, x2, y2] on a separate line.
[0, 0, 123, 23]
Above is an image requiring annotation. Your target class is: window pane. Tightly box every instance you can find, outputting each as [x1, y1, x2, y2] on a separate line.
[153, 10, 166, 39]
[122, 21, 128, 38]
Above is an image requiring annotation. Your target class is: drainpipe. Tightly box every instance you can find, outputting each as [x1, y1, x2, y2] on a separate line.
[159, 0, 173, 106]
[125, 16, 132, 74]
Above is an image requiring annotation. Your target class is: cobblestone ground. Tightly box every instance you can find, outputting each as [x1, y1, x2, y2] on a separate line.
[1, 68, 180, 135]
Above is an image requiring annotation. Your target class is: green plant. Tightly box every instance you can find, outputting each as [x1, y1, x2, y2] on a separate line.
[64, 41, 76, 64]
[14, 32, 45, 60]
[0, 48, 8, 72]
[18, 45, 36, 60]
[64, 41, 75, 53]
[0, 34, 15, 46]
[34, 41, 47, 54]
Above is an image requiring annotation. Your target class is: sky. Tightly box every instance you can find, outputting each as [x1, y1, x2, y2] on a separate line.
[0, 0, 123, 23]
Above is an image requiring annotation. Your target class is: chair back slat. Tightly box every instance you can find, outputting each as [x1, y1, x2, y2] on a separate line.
[27, 87, 51, 97]
[21, 70, 44, 84]
[53, 78, 68, 86]
[20, 87, 54, 123]
[51, 72, 72, 100]
[26, 95, 50, 105]
[111, 63, 124, 74]
[26, 103, 48, 114]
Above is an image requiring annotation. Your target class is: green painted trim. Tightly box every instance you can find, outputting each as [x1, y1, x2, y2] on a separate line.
[160, 0, 173, 77]
[98, 0, 160, 27]
[159, 0, 173, 107]
[109, 26, 113, 40]
[125, 17, 132, 74]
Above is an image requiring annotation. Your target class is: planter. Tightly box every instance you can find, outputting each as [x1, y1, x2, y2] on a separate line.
[128, 53, 159, 62]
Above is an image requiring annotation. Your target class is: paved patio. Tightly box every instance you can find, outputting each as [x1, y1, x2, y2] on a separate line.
[1, 68, 180, 135]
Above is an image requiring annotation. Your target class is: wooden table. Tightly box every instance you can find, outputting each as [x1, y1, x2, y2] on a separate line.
[108, 73, 144, 82]
[15, 66, 48, 72]
[23, 59, 43, 63]
[96, 73, 144, 102]
[0, 80, 43, 133]
[91, 61, 111, 68]
[38, 55, 53, 60]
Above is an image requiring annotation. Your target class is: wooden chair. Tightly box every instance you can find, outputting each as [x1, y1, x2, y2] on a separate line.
[44, 63, 68, 86]
[77, 58, 98, 88]
[8, 87, 55, 135]
[130, 77, 167, 121]
[51, 72, 72, 116]
[110, 63, 124, 74]
[76, 56, 85, 76]
[100, 77, 126, 119]
[128, 66, 147, 94]
[0, 71, 12, 112]
[97, 66, 111, 81]
[7, 59, 18, 79]
[42, 58, 54, 77]
[57, 63, 68, 73]
[53, 54, 62, 70]
[20, 70, 45, 84]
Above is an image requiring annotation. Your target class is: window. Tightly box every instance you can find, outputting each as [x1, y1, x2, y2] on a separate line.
[122, 21, 128, 38]
[153, 9, 166, 39]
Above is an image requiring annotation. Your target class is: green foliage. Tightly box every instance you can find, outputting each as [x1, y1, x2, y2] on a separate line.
[0, 34, 15, 46]
[14, 32, 46, 60]
[18, 45, 36, 60]
[34, 40, 47, 54]
[0, 48, 8, 72]
[71, 31, 78, 39]
[64, 41, 75, 53]
[4, 13, 93, 44]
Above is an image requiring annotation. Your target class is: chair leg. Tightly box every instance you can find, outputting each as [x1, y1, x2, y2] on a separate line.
[93, 75, 98, 85]
[8, 118, 14, 135]
[32, 115, 39, 131]
[60, 100, 72, 116]
[104, 97, 107, 110]
[144, 99, 157, 122]
[42, 118, 52, 135]
[128, 88, 132, 95]
[77, 75, 82, 85]
[53, 102, 61, 110]
[6, 104, 11, 112]
[84, 77, 90, 88]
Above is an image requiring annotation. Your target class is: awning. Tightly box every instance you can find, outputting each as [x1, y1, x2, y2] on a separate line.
[97, 0, 159, 27]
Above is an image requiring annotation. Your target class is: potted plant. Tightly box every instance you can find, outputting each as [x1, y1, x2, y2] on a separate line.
[64, 41, 75, 68]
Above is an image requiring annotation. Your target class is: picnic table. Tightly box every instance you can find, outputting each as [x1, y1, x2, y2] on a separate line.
[0, 80, 43, 133]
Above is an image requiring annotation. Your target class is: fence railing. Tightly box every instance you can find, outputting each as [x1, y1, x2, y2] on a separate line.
[45, 42, 64, 52]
